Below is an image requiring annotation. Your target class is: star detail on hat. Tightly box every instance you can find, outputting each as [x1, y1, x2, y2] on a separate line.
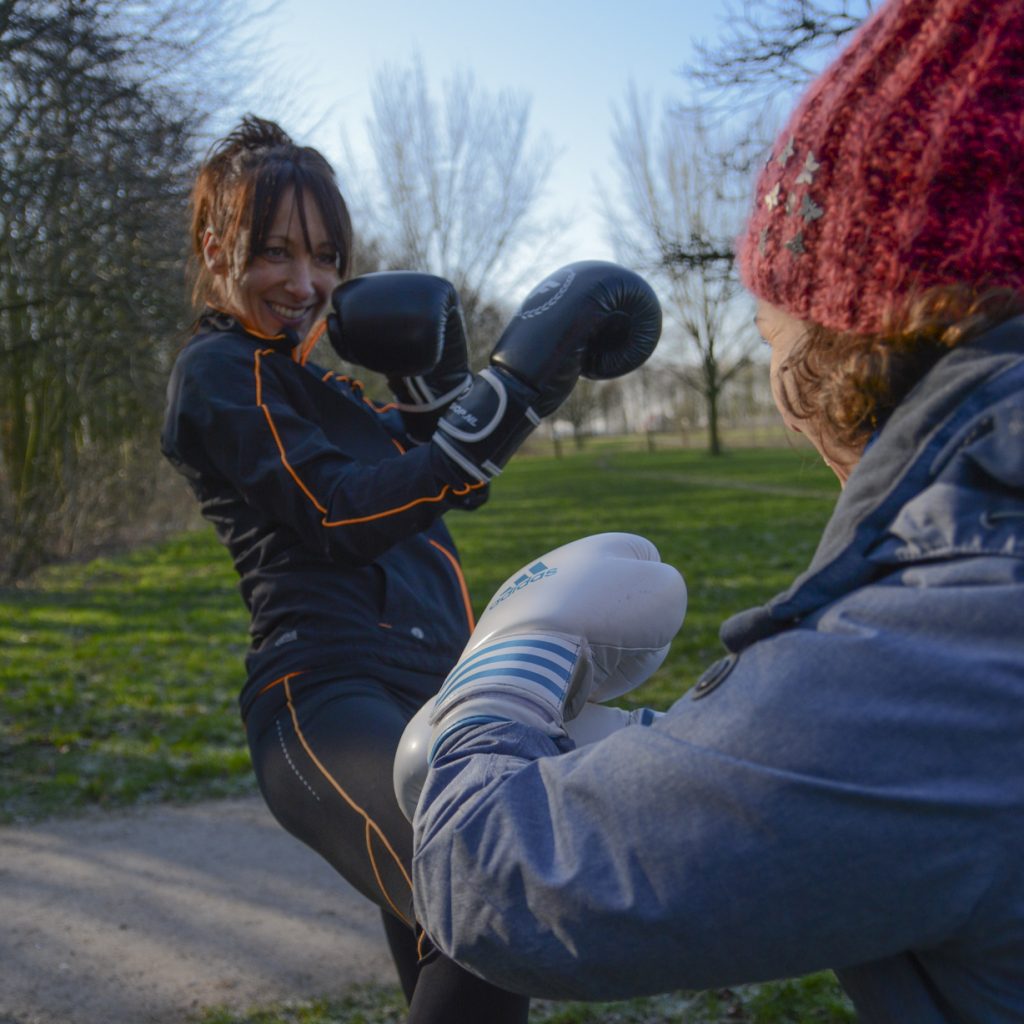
[738, 0, 1024, 337]
[795, 151, 821, 185]
[800, 194, 824, 222]
[785, 231, 806, 255]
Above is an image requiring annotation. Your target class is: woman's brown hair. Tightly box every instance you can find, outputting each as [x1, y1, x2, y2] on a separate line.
[779, 285, 1024, 452]
[187, 115, 353, 308]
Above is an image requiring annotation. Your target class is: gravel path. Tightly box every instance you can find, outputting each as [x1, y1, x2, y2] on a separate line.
[0, 797, 394, 1024]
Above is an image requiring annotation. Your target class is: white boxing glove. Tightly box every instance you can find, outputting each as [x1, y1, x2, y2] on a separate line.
[393, 698, 434, 823]
[393, 692, 666, 822]
[564, 701, 664, 746]
[392, 532, 686, 820]
[469, 532, 686, 706]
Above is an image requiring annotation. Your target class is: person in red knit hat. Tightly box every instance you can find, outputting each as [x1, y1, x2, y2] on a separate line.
[394, 0, 1024, 1020]
[739, 0, 1024, 482]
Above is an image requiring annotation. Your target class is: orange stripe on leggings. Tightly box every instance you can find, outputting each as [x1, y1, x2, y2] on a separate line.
[416, 926, 431, 962]
[283, 677, 414, 926]
[255, 670, 305, 698]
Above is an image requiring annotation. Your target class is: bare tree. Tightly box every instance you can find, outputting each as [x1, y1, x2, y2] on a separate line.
[339, 57, 563, 360]
[603, 87, 759, 456]
[690, 0, 875, 96]
[555, 379, 607, 453]
[588, 1, 873, 463]
[678, 0, 876, 188]
[0, 0, 247, 579]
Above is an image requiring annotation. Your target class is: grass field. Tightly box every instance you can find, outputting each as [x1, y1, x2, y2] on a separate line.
[0, 442, 855, 1023]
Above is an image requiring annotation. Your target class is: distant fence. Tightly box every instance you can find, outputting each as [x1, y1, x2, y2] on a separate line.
[522, 423, 812, 458]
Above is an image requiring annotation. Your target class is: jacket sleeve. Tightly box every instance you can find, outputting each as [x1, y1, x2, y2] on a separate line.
[411, 590, 1019, 1001]
[162, 340, 485, 564]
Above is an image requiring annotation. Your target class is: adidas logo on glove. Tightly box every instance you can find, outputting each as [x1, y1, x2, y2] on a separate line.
[489, 561, 558, 609]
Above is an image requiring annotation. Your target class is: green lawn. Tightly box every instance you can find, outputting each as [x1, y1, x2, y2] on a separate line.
[1, 444, 837, 822]
[0, 442, 854, 1023]
[450, 443, 839, 712]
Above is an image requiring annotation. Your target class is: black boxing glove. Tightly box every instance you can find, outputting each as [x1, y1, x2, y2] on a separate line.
[328, 271, 472, 442]
[432, 261, 661, 483]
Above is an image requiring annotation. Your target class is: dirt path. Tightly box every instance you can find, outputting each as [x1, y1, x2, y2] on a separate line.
[0, 796, 395, 1024]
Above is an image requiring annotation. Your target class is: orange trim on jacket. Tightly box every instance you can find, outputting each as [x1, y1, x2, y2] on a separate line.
[253, 347, 485, 528]
[430, 538, 475, 633]
[296, 320, 326, 365]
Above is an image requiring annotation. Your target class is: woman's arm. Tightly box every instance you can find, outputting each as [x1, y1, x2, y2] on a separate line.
[162, 338, 484, 564]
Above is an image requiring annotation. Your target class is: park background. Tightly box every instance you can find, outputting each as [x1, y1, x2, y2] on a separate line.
[2, 2, 873, 1021]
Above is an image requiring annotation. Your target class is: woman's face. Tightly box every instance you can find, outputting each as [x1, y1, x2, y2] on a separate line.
[205, 186, 340, 341]
[754, 300, 859, 485]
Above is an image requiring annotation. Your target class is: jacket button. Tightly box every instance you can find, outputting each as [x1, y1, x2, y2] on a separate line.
[411, 627, 425, 640]
[692, 654, 738, 699]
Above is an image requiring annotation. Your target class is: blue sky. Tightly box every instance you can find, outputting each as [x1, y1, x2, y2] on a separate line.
[248, 0, 732, 273]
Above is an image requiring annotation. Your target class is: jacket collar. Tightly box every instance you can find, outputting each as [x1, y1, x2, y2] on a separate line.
[194, 308, 300, 351]
[722, 316, 1024, 649]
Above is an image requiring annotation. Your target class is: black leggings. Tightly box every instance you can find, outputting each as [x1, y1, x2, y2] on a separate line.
[245, 674, 530, 1024]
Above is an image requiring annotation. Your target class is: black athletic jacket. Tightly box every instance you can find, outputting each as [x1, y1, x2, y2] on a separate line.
[160, 312, 488, 716]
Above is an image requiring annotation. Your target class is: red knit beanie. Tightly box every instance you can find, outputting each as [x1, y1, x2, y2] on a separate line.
[738, 0, 1024, 334]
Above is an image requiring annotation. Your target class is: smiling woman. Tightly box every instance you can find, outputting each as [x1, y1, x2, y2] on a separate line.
[202, 189, 341, 339]
[189, 116, 352, 340]
[159, 115, 529, 1024]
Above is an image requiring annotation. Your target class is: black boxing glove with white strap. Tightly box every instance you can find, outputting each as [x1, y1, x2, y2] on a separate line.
[432, 261, 662, 483]
[327, 271, 472, 442]
[392, 532, 686, 820]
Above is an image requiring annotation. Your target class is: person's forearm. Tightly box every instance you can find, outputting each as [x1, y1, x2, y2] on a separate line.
[412, 721, 695, 1003]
